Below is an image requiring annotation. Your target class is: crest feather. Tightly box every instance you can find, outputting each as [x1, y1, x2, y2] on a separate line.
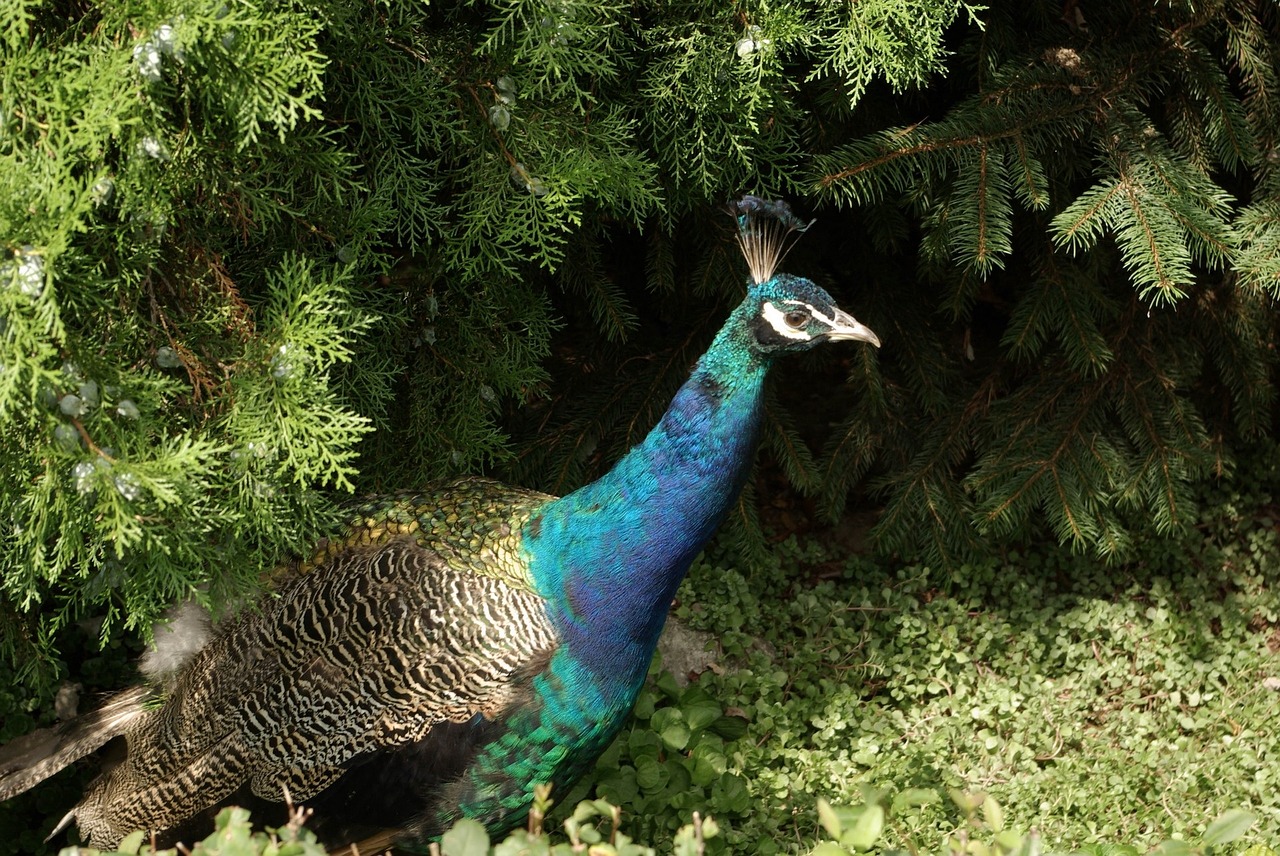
[731, 196, 814, 284]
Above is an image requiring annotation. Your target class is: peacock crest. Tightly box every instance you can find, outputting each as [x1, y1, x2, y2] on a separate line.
[732, 195, 814, 285]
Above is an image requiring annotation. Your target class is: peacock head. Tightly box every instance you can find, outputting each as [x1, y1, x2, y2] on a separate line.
[745, 273, 880, 354]
[730, 196, 880, 355]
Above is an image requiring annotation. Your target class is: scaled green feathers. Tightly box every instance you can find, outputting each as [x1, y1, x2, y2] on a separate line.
[301, 478, 550, 594]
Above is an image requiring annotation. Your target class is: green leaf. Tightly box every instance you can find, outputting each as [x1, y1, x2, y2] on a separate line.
[811, 843, 851, 856]
[681, 696, 723, 732]
[1151, 840, 1195, 856]
[652, 708, 691, 750]
[817, 797, 843, 839]
[117, 830, 146, 855]
[634, 755, 666, 791]
[711, 774, 752, 813]
[982, 793, 1005, 832]
[632, 689, 656, 720]
[1202, 810, 1256, 847]
[654, 670, 682, 699]
[597, 766, 640, 806]
[689, 754, 719, 787]
[1078, 846, 1140, 856]
[840, 805, 885, 851]
[995, 829, 1025, 853]
[891, 788, 941, 813]
[949, 789, 987, 814]
[710, 714, 749, 740]
[440, 818, 490, 856]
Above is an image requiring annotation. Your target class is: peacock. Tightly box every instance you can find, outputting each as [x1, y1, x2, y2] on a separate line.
[0, 198, 879, 851]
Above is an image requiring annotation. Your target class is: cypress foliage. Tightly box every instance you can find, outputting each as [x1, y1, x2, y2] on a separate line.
[0, 0, 978, 703]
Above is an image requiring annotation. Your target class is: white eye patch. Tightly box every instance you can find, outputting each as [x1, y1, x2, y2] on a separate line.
[778, 298, 846, 329]
[761, 301, 813, 340]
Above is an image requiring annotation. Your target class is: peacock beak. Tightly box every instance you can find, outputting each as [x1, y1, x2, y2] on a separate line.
[825, 308, 880, 347]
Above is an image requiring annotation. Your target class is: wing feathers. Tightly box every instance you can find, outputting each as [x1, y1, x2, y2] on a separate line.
[72, 536, 557, 846]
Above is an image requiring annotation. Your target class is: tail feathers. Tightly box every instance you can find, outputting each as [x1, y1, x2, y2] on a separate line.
[48, 808, 77, 842]
[0, 685, 150, 802]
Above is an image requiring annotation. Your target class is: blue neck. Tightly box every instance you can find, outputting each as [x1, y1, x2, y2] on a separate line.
[523, 323, 770, 690]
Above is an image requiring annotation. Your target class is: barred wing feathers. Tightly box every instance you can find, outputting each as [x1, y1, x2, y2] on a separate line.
[71, 481, 559, 847]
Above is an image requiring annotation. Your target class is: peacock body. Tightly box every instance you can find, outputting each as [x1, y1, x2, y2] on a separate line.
[0, 200, 879, 850]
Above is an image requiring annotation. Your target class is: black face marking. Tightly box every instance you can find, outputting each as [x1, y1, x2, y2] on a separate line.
[752, 314, 804, 348]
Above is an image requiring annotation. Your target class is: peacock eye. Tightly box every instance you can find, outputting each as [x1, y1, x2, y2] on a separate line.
[783, 310, 808, 328]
